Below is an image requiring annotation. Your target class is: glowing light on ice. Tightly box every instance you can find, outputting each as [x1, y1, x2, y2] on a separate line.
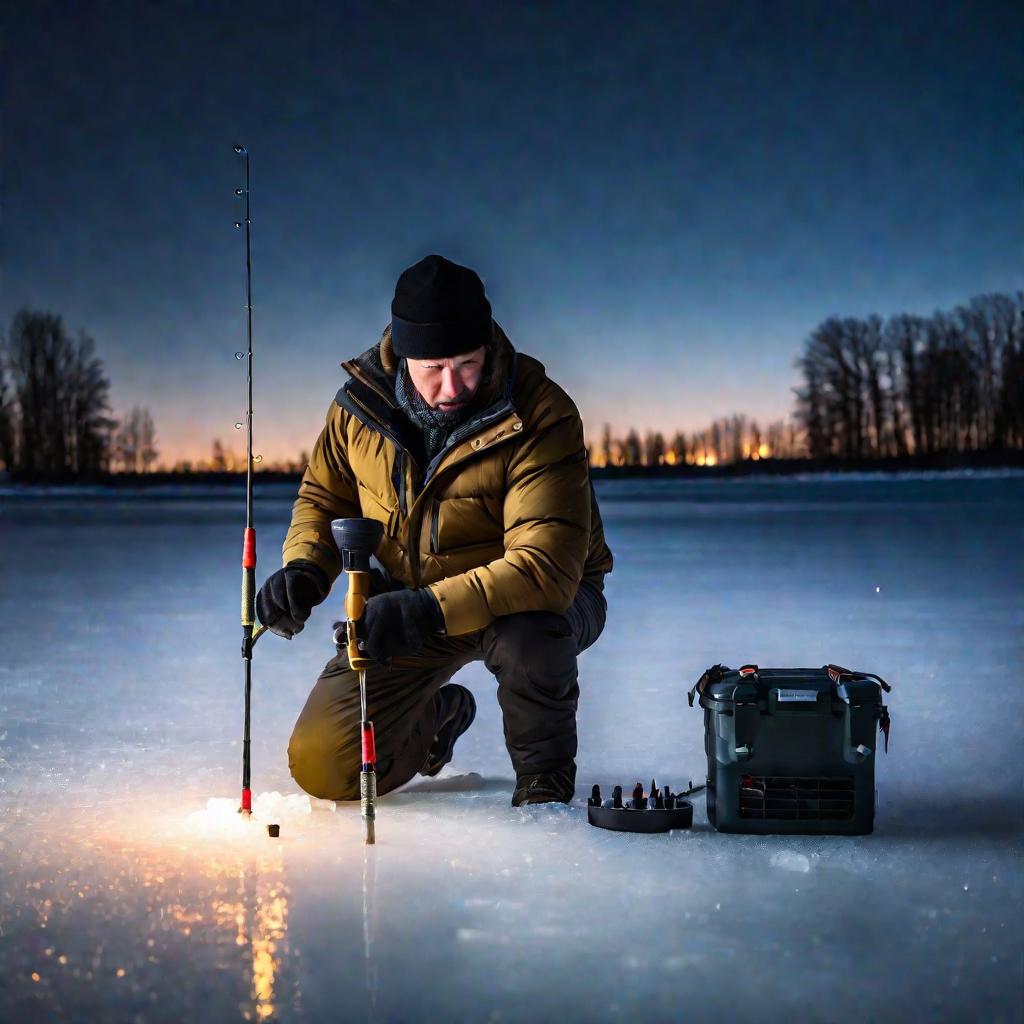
[184, 792, 312, 839]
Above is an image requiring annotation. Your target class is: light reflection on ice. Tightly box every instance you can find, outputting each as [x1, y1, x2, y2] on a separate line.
[1, 796, 302, 1022]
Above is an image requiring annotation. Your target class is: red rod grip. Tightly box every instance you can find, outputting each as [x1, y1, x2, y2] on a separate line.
[242, 528, 257, 569]
[241, 787, 252, 812]
[361, 722, 376, 766]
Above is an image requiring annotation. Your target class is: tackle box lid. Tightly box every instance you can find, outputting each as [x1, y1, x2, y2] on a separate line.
[688, 664, 891, 710]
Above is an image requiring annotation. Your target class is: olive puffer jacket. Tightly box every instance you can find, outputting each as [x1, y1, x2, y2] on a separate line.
[281, 321, 613, 637]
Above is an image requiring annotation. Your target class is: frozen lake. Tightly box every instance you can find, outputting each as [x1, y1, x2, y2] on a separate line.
[1, 473, 1022, 1023]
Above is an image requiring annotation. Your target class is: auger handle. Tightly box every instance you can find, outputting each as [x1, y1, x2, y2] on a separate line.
[345, 569, 374, 670]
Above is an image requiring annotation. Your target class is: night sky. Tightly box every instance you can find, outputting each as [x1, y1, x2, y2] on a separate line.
[5, 1, 1022, 465]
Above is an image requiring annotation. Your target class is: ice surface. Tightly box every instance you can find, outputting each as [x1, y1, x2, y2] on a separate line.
[1, 474, 1022, 1022]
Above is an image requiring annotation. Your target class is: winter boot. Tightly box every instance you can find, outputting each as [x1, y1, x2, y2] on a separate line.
[511, 767, 576, 806]
[421, 684, 477, 777]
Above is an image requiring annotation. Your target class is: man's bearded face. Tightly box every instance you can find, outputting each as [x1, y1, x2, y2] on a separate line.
[405, 345, 487, 413]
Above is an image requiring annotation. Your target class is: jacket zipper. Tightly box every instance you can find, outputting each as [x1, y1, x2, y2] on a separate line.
[336, 385, 420, 511]
[409, 429, 522, 584]
[429, 497, 440, 553]
[397, 451, 407, 515]
[338, 377, 521, 585]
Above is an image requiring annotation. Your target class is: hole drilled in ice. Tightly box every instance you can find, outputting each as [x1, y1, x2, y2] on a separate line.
[185, 792, 311, 838]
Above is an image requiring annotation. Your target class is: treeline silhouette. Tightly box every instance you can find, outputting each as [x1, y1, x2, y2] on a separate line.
[0, 309, 159, 478]
[3, 293, 1021, 482]
[594, 291, 1023, 469]
[591, 414, 803, 468]
[166, 439, 308, 475]
[795, 292, 1023, 460]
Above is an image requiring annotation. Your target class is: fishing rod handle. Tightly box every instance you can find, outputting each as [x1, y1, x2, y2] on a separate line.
[240, 528, 257, 627]
[242, 570, 255, 628]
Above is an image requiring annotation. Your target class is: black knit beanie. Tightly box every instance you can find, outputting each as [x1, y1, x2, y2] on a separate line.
[391, 254, 493, 359]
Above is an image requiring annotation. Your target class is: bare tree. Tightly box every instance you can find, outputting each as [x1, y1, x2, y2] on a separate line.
[211, 438, 228, 472]
[853, 315, 886, 457]
[113, 406, 159, 473]
[644, 431, 665, 467]
[0, 346, 14, 471]
[728, 414, 746, 463]
[4, 309, 114, 478]
[623, 429, 642, 467]
[594, 424, 612, 468]
[706, 421, 721, 464]
[794, 344, 829, 459]
[293, 449, 311, 474]
[749, 419, 762, 459]
[796, 294, 1023, 461]
[998, 292, 1024, 448]
[668, 431, 687, 465]
[764, 420, 779, 458]
[69, 331, 118, 473]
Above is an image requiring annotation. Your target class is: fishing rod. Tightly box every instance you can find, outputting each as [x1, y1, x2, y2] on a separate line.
[234, 143, 267, 819]
[230, 147, 373, 845]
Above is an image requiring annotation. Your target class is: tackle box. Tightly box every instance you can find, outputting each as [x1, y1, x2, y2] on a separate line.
[688, 664, 892, 835]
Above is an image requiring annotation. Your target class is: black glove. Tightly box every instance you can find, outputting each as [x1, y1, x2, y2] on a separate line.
[256, 560, 330, 639]
[361, 588, 445, 663]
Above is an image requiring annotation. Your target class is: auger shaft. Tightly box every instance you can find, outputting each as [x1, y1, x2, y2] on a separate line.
[331, 518, 385, 844]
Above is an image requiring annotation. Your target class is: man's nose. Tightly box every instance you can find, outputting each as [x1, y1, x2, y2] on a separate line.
[441, 366, 462, 397]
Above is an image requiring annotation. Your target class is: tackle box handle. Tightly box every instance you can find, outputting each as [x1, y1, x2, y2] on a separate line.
[825, 664, 892, 692]
[688, 663, 893, 751]
[687, 663, 730, 707]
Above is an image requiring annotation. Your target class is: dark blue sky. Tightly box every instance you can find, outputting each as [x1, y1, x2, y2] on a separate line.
[5, 1, 1021, 463]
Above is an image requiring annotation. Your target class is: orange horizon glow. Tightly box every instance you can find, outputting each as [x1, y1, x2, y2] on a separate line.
[142, 406, 796, 472]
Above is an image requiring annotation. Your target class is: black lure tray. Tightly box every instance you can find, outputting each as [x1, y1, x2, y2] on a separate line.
[586, 781, 703, 834]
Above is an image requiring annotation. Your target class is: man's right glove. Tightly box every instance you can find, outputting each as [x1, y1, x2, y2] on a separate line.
[361, 587, 445, 664]
[256, 560, 330, 639]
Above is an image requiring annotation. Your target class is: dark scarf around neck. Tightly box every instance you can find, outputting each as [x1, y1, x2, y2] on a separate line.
[394, 359, 475, 466]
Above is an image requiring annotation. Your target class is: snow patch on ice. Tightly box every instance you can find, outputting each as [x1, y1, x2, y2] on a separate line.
[769, 849, 813, 873]
[185, 791, 312, 837]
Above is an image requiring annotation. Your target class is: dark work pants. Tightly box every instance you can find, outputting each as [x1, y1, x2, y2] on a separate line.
[287, 581, 607, 800]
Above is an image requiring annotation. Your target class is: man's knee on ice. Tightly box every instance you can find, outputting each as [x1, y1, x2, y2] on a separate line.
[287, 719, 359, 802]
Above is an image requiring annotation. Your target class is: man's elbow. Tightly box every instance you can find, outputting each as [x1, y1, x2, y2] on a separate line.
[510, 554, 582, 616]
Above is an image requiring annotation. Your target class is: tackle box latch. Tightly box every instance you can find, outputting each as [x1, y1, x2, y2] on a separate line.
[734, 700, 758, 761]
[828, 664, 893, 753]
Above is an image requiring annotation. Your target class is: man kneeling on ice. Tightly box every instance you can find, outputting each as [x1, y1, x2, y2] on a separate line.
[257, 254, 613, 806]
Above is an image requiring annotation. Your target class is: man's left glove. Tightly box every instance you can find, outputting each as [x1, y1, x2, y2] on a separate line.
[362, 588, 445, 663]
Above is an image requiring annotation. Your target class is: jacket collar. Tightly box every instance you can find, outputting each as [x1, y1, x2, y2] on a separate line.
[344, 320, 515, 403]
[337, 321, 519, 466]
